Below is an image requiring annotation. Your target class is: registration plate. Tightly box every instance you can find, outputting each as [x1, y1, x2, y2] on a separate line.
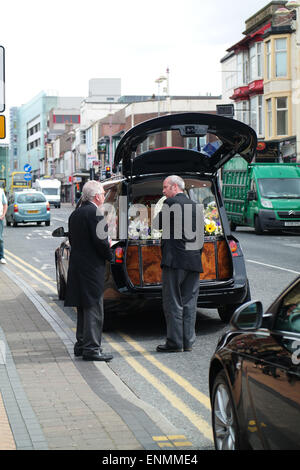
[285, 221, 300, 227]
[27, 210, 39, 214]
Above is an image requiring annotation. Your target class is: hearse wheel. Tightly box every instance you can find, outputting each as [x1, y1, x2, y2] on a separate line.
[56, 262, 66, 300]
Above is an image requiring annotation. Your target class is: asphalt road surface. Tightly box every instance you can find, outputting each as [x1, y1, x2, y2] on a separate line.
[3, 205, 300, 450]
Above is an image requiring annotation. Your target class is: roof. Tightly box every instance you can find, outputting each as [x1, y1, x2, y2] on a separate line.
[227, 23, 271, 52]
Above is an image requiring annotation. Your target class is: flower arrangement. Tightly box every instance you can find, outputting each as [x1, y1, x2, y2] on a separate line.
[128, 197, 165, 240]
[128, 219, 162, 240]
[204, 202, 223, 236]
[127, 199, 223, 240]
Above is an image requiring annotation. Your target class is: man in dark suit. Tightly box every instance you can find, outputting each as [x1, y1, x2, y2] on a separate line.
[64, 180, 113, 362]
[156, 175, 204, 353]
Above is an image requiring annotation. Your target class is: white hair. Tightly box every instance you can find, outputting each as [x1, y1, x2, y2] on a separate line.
[82, 180, 104, 202]
[167, 175, 185, 190]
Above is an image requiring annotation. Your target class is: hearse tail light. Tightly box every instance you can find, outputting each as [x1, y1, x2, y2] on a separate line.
[13, 204, 18, 213]
[115, 247, 124, 264]
[229, 240, 238, 257]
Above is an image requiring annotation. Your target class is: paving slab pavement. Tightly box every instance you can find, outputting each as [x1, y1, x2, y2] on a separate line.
[0, 266, 183, 451]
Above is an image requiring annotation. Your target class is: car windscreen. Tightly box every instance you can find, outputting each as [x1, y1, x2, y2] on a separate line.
[258, 178, 300, 199]
[16, 193, 47, 203]
[135, 130, 222, 158]
[42, 188, 58, 195]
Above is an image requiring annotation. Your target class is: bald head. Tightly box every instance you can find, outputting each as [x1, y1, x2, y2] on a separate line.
[163, 175, 185, 198]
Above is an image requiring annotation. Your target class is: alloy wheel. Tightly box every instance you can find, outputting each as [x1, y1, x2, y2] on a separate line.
[213, 382, 236, 450]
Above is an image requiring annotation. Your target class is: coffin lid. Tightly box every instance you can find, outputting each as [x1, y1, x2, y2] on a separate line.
[113, 113, 257, 177]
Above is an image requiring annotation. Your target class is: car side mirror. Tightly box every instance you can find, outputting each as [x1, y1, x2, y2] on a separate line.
[230, 300, 263, 331]
[52, 227, 68, 238]
[247, 190, 257, 201]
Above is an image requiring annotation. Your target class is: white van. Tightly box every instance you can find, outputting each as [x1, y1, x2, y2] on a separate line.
[34, 178, 61, 208]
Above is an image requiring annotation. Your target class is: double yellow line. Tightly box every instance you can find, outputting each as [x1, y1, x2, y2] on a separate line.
[4, 249, 57, 294]
[4, 248, 213, 443]
[104, 332, 213, 442]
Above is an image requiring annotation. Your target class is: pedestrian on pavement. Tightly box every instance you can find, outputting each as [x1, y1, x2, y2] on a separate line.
[0, 187, 8, 265]
[155, 175, 204, 353]
[64, 180, 113, 362]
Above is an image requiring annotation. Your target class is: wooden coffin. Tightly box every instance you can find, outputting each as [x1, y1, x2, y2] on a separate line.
[125, 239, 231, 287]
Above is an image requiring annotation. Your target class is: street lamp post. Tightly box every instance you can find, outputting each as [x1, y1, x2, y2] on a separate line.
[155, 69, 172, 144]
[155, 75, 168, 116]
[68, 130, 75, 205]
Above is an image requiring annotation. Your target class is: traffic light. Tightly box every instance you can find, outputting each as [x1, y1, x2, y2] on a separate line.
[105, 166, 111, 179]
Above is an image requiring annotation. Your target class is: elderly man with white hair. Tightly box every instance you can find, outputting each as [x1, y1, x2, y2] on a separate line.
[64, 180, 113, 362]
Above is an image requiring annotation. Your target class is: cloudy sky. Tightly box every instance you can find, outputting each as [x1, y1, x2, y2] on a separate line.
[1, 0, 270, 117]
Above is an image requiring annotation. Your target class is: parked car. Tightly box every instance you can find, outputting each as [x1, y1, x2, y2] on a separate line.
[6, 190, 51, 227]
[209, 275, 300, 450]
[53, 113, 257, 325]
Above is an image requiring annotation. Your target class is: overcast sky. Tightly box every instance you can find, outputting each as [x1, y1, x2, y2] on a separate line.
[2, 0, 270, 116]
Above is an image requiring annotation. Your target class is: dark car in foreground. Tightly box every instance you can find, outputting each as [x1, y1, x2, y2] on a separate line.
[53, 113, 257, 325]
[209, 276, 300, 450]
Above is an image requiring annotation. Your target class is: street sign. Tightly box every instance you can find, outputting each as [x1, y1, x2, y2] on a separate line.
[0, 46, 4, 113]
[24, 164, 32, 172]
[24, 173, 32, 181]
[0, 115, 5, 139]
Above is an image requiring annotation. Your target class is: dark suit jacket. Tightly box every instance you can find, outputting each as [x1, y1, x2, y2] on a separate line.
[64, 201, 112, 308]
[158, 193, 204, 273]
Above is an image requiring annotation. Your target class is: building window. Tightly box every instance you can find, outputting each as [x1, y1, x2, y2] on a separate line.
[225, 74, 236, 92]
[250, 96, 257, 132]
[236, 101, 249, 125]
[257, 43, 263, 78]
[250, 95, 264, 136]
[276, 97, 288, 135]
[80, 131, 86, 144]
[267, 98, 272, 137]
[266, 41, 271, 80]
[53, 115, 80, 124]
[243, 51, 249, 84]
[242, 101, 249, 125]
[249, 45, 256, 82]
[275, 38, 287, 78]
[250, 42, 263, 82]
[186, 136, 206, 150]
[258, 95, 263, 136]
[237, 53, 243, 86]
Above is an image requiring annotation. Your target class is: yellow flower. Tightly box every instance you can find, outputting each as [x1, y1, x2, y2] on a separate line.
[205, 222, 216, 234]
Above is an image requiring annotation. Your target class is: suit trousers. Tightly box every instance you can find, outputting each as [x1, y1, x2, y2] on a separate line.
[74, 295, 104, 355]
[162, 266, 200, 350]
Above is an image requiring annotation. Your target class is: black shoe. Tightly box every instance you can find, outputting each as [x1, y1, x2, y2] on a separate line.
[82, 352, 113, 362]
[156, 344, 183, 353]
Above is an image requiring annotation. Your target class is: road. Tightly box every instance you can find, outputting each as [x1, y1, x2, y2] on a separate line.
[3, 204, 300, 450]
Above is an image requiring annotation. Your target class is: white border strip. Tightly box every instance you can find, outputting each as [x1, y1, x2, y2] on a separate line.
[247, 259, 300, 276]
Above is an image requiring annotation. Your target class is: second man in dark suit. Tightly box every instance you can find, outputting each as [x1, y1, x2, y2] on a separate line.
[156, 175, 204, 353]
